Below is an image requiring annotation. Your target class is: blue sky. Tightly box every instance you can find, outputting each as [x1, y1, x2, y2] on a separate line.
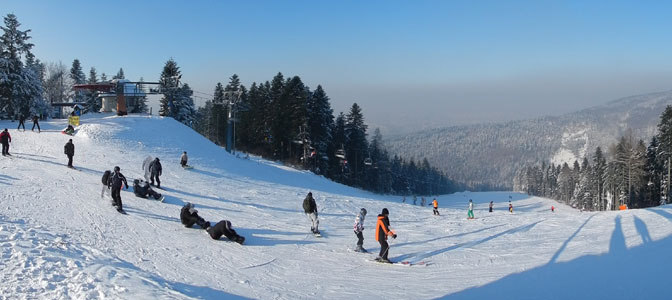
[3, 0, 672, 133]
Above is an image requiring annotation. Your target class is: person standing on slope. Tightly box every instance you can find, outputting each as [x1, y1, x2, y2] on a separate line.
[108, 166, 128, 213]
[509, 201, 514, 213]
[180, 151, 188, 167]
[353, 208, 367, 252]
[149, 157, 162, 188]
[489, 201, 494, 213]
[432, 198, 440, 216]
[31, 115, 40, 132]
[17, 114, 25, 131]
[303, 192, 320, 235]
[64, 139, 75, 168]
[0, 129, 11, 156]
[375, 208, 396, 263]
[468, 199, 475, 219]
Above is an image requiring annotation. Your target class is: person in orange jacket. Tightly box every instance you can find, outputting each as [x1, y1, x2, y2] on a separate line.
[432, 198, 440, 216]
[375, 208, 396, 263]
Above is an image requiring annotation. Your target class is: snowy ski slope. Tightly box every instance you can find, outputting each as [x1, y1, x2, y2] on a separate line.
[1, 114, 671, 299]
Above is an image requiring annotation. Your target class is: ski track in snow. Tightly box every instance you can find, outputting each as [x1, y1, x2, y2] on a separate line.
[1, 114, 672, 299]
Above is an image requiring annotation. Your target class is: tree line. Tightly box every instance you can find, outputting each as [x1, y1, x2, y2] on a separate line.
[514, 106, 672, 210]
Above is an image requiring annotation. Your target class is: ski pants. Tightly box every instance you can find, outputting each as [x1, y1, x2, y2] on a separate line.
[1, 142, 8, 155]
[355, 231, 364, 246]
[308, 212, 319, 232]
[468, 209, 474, 219]
[150, 173, 160, 187]
[378, 239, 389, 260]
[17, 121, 24, 130]
[433, 207, 439, 215]
[489, 207, 493, 213]
[67, 154, 73, 167]
[32, 122, 40, 131]
[111, 187, 123, 209]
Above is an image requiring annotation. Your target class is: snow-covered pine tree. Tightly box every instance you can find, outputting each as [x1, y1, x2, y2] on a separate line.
[210, 82, 227, 145]
[158, 58, 180, 117]
[656, 105, 672, 205]
[100, 72, 107, 81]
[0, 13, 39, 118]
[592, 147, 607, 210]
[69, 59, 86, 104]
[85, 67, 101, 112]
[113, 68, 124, 79]
[306, 85, 334, 175]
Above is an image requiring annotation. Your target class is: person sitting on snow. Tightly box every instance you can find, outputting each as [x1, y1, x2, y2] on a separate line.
[63, 125, 75, 135]
[133, 179, 163, 200]
[180, 202, 210, 229]
[207, 220, 245, 244]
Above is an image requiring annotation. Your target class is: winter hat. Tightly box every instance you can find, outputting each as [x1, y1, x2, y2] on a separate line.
[381, 208, 389, 215]
[308, 192, 312, 196]
[114, 166, 120, 172]
[360, 208, 367, 216]
[156, 158, 160, 161]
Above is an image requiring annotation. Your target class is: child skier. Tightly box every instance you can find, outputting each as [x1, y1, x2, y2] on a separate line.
[432, 198, 440, 216]
[489, 201, 494, 213]
[468, 199, 475, 219]
[353, 208, 367, 252]
[509, 201, 514, 213]
[375, 208, 396, 263]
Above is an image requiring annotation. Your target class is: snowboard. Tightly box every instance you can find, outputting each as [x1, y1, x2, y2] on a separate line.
[369, 259, 428, 266]
[116, 209, 127, 215]
[182, 165, 194, 169]
[312, 232, 322, 237]
[158, 195, 165, 202]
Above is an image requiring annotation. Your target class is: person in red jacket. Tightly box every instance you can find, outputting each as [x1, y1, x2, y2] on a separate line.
[375, 208, 396, 263]
[0, 129, 11, 156]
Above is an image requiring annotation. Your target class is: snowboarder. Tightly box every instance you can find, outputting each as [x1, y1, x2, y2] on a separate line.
[107, 166, 128, 213]
[180, 151, 188, 167]
[489, 201, 494, 213]
[133, 179, 163, 201]
[0, 129, 11, 156]
[432, 198, 440, 216]
[420, 197, 426, 207]
[17, 114, 25, 131]
[468, 199, 475, 219]
[31, 115, 40, 132]
[64, 139, 74, 168]
[375, 208, 396, 263]
[207, 220, 245, 244]
[180, 202, 210, 229]
[303, 192, 320, 235]
[509, 201, 513, 213]
[149, 157, 162, 188]
[353, 208, 367, 252]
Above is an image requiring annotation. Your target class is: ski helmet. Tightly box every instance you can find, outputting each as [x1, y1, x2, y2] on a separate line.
[360, 208, 367, 216]
[114, 166, 120, 172]
[382, 208, 389, 215]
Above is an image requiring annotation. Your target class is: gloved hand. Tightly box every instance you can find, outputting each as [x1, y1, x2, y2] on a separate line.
[392, 234, 397, 239]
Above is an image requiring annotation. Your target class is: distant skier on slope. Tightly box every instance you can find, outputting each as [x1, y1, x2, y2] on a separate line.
[180, 202, 210, 229]
[468, 199, 475, 219]
[375, 208, 396, 263]
[180, 151, 188, 167]
[420, 197, 426, 207]
[207, 220, 245, 244]
[107, 166, 128, 213]
[489, 201, 494, 213]
[149, 157, 162, 188]
[133, 179, 163, 201]
[432, 198, 440, 216]
[64, 139, 74, 168]
[303, 192, 320, 235]
[353, 208, 367, 252]
[0, 129, 11, 156]
[17, 114, 25, 131]
[509, 201, 514, 213]
[31, 115, 40, 132]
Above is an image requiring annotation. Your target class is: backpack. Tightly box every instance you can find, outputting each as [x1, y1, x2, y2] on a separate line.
[102, 170, 111, 185]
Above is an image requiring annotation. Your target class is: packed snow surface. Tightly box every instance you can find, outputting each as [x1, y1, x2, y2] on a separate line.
[1, 114, 671, 299]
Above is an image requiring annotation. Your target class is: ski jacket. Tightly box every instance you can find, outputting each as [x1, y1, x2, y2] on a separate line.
[180, 153, 188, 164]
[133, 179, 150, 198]
[354, 212, 365, 233]
[432, 199, 438, 208]
[149, 159, 162, 176]
[375, 215, 394, 242]
[207, 220, 234, 240]
[469, 202, 473, 210]
[64, 141, 74, 156]
[180, 204, 206, 226]
[32, 116, 38, 123]
[18, 115, 25, 122]
[303, 194, 317, 214]
[0, 131, 10, 143]
[108, 171, 128, 189]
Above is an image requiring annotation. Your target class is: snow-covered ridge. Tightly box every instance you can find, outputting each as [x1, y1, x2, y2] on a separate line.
[1, 115, 671, 299]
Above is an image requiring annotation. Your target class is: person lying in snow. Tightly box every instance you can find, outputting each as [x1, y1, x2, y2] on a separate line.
[180, 202, 210, 229]
[207, 220, 245, 244]
[133, 179, 163, 200]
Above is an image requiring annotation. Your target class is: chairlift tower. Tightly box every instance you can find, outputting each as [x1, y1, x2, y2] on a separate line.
[219, 90, 247, 153]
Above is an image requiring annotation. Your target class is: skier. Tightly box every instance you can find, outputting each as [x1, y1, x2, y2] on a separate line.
[420, 197, 426, 207]
[432, 198, 440, 216]
[64, 139, 75, 168]
[302, 192, 320, 235]
[551, 205, 555, 212]
[31, 115, 40, 132]
[509, 201, 514, 213]
[489, 201, 494, 213]
[133, 179, 163, 200]
[413, 196, 417, 205]
[468, 199, 475, 219]
[0, 129, 11, 156]
[375, 208, 396, 263]
[180, 151, 188, 167]
[402, 196, 406, 203]
[353, 208, 367, 252]
[107, 166, 128, 213]
[149, 157, 162, 188]
[207, 220, 245, 244]
[17, 114, 25, 131]
[180, 202, 210, 229]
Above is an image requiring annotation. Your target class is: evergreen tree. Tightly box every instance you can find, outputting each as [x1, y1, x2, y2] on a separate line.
[345, 103, 368, 185]
[88, 67, 97, 84]
[113, 67, 125, 79]
[328, 112, 347, 182]
[158, 58, 194, 125]
[306, 85, 334, 175]
[69, 59, 86, 103]
[132, 77, 148, 113]
[210, 82, 227, 145]
[0, 13, 39, 118]
[656, 105, 672, 204]
[592, 147, 607, 210]
[100, 72, 107, 81]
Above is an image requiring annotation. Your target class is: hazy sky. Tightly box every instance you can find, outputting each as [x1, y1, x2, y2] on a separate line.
[4, 0, 672, 134]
